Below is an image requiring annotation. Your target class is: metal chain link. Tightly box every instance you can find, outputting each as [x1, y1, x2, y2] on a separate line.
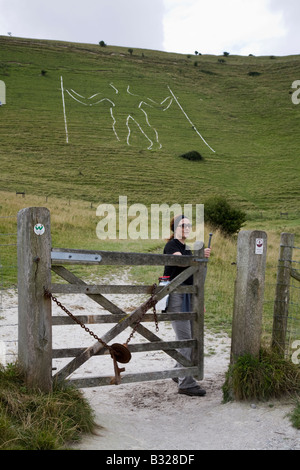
[44, 288, 111, 350]
[44, 284, 159, 348]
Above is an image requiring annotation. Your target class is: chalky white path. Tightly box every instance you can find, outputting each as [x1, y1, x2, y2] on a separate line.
[1, 281, 299, 450]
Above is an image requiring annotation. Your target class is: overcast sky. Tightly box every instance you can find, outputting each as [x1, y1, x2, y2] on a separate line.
[0, 0, 299, 56]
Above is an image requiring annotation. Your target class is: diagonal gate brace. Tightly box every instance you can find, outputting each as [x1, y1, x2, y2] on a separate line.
[51, 265, 197, 383]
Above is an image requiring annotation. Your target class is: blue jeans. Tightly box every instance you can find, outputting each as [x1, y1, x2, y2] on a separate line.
[167, 292, 198, 389]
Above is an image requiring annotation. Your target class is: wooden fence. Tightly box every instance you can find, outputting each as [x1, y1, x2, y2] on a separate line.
[272, 232, 300, 356]
[17, 207, 207, 392]
[230, 230, 268, 362]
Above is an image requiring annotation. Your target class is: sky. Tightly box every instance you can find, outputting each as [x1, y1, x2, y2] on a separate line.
[0, 0, 299, 56]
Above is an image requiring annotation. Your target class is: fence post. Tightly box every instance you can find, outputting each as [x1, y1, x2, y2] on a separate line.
[17, 207, 52, 392]
[271, 232, 294, 356]
[192, 241, 205, 379]
[231, 230, 267, 362]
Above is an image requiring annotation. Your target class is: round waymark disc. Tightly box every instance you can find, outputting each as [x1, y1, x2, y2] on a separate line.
[110, 343, 132, 364]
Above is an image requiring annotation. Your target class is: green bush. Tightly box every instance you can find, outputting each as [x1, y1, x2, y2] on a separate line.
[204, 196, 246, 235]
[180, 150, 203, 161]
[223, 349, 300, 402]
[248, 71, 261, 77]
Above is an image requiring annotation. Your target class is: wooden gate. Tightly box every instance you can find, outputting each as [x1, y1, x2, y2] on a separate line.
[17, 207, 207, 392]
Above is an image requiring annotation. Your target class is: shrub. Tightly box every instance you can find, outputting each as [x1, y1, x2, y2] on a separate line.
[223, 349, 300, 402]
[180, 150, 203, 161]
[204, 196, 246, 235]
[99, 40, 106, 47]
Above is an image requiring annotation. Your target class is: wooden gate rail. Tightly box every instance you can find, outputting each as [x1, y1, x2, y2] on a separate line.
[51, 263, 202, 385]
[17, 207, 206, 392]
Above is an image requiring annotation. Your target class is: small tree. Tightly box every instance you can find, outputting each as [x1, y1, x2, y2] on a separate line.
[99, 40, 107, 47]
[204, 196, 246, 235]
[128, 48, 133, 56]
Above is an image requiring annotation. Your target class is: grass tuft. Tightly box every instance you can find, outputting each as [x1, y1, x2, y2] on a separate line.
[223, 348, 300, 403]
[289, 400, 300, 429]
[0, 363, 97, 450]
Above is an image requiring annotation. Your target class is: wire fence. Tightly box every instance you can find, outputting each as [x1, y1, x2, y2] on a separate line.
[287, 249, 300, 359]
[262, 237, 300, 362]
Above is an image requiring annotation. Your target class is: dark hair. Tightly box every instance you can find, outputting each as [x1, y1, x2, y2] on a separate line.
[168, 214, 187, 240]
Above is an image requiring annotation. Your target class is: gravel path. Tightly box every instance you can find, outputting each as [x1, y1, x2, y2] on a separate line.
[1, 286, 299, 451]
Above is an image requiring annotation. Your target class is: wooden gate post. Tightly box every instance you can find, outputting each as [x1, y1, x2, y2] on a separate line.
[231, 230, 267, 363]
[17, 207, 52, 392]
[271, 232, 294, 356]
[192, 241, 205, 379]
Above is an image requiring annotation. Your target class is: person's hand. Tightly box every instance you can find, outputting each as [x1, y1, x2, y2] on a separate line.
[204, 248, 211, 258]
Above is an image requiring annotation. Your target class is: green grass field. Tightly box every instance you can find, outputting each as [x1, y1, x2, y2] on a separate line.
[0, 36, 299, 213]
[0, 36, 299, 338]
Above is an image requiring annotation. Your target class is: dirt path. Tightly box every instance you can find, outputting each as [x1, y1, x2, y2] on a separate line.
[72, 332, 300, 451]
[1, 287, 299, 450]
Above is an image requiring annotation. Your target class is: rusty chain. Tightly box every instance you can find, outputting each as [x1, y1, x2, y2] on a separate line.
[44, 288, 112, 350]
[44, 284, 159, 350]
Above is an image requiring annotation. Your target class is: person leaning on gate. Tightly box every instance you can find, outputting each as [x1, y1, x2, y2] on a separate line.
[163, 214, 211, 397]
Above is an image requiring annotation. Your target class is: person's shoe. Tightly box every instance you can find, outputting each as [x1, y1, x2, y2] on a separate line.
[178, 386, 206, 397]
[172, 377, 178, 383]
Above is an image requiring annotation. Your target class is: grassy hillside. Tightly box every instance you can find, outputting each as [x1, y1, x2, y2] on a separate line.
[0, 36, 299, 218]
[0, 37, 299, 328]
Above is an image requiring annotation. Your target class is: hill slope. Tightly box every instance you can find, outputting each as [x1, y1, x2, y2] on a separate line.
[0, 36, 299, 217]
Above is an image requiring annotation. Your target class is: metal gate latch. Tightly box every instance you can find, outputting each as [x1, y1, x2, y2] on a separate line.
[109, 343, 131, 385]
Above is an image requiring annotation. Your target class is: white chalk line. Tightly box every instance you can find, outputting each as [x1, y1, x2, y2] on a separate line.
[60, 77, 215, 152]
[66, 89, 115, 107]
[111, 107, 119, 141]
[110, 83, 119, 94]
[138, 101, 161, 149]
[60, 76, 69, 144]
[126, 115, 154, 149]
[161, 96, 173, 111]
[168, 86, 215, 153]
